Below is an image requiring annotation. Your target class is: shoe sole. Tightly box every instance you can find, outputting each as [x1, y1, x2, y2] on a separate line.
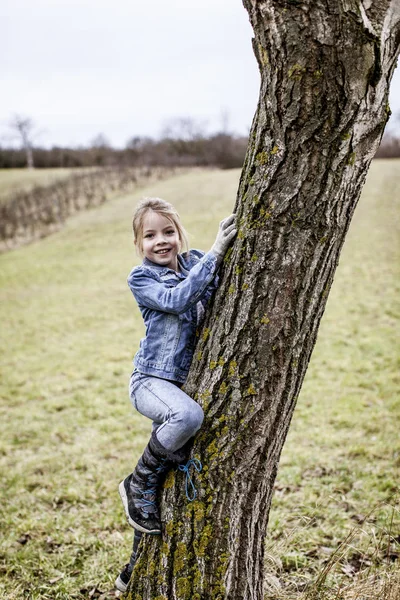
[115, 574, 128, 593]
[118, 480, 161, 535]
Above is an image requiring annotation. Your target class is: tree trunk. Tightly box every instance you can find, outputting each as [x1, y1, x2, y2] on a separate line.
[127, 2, 400, 599]
[25, 144, 34, 169]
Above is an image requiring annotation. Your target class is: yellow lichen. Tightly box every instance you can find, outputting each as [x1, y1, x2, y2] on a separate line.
[288, 63, 306, 78]
[192, 500, 205, 522]
[200, 389, 211, 401]
[258, 43, 269, 66]
[202, 328, 210, 342]
[256, 151, 269, 165]
[162, 541, 169, 556]
[348, 152, 356, 166]
[219, 381, 228, 395]
[165, 521, 175, 537]
[196, 523, 213, 557]
[228, 360, 237, 377]
[176, 576, 191, 599]
[173, 542, 187, 575]
[163, 470, 176, 489]
[206, 440, 219, 461]
[223, 247, 233, 264]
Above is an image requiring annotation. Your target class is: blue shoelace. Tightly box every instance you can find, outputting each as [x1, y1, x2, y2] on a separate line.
[139, 462, 168, 511]
[178, 458, 203, 501]
[139, 486, 157, 511]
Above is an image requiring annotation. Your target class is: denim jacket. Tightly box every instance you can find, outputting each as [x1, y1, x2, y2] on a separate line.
[127, 249, 219, 383]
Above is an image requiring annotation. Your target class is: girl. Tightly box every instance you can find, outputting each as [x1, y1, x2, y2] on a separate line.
[115, 197, 236, 591]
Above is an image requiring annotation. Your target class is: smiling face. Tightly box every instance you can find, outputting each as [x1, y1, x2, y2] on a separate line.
[140, 210, 181, 271]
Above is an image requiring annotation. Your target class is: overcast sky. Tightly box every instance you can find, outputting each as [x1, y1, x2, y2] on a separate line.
[1, 0, 399, 149]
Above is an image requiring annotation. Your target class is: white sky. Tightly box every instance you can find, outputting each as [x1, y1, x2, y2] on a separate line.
[1, 0, 399, 148]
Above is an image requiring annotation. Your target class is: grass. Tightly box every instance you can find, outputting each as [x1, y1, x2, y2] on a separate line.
[0, 162, 399, 599]
[0, 168, 81, 202]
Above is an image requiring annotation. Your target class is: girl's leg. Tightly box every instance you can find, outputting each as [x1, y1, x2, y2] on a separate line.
[120, 374, 204, 534]
[130, 374, 204, 452]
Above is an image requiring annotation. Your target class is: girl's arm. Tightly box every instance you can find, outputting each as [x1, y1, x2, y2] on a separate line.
[128, 251, 218, 314]
[129, 214, 236, 315]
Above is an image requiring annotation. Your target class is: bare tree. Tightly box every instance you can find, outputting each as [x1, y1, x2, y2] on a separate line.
[127, 2, 400, 598]
[218, 107, 231, 135]
[8, 114, 39, 169]
[90, 133, 111, 149]
[161, 116, 207, 141]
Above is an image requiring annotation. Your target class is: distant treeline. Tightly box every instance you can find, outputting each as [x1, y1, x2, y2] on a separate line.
[0, 133, 249, 170]
[375, 133, 400, 158]
[1, 129, 398, 171]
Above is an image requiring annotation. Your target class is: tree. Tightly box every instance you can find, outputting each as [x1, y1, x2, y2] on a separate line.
[127, 2, 400, 598]
[8, 114, 38, 169]
[161, 117, 207, 141]
[90, 133, 111, 149]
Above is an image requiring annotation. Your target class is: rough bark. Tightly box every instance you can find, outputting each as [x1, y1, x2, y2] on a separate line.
[127, 2, 400, 599]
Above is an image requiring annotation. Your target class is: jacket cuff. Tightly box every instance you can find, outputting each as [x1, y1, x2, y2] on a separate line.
[204, 250, 220, 271]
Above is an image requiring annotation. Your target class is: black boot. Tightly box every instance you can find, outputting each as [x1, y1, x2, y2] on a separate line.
[115, 530, 143, 592]
[119, 432, 189, 534]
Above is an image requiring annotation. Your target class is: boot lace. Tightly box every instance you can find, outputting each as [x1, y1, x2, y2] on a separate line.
[139, 459, 169, 512]
[178, 458, 202, 501]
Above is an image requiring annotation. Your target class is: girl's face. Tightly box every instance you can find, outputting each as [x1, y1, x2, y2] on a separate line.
[140, 210, 181, 271]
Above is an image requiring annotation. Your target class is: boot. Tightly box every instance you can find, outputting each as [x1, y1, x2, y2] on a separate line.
[119, 432, 189, 534]
[115, 530, 143, 592]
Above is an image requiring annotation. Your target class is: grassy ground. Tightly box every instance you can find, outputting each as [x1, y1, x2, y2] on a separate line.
[0, 162, 398, 599]
[0, 168, 81, 202]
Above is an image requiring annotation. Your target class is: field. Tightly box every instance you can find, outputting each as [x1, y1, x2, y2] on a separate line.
[0, 162, 399, 599]
[0, 168, 80, 202]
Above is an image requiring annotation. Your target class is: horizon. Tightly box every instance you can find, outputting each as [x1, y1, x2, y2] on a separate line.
[2, 0, 400, 150]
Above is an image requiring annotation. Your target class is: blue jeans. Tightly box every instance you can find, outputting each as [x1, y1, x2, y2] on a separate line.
[129, 371, 204, 452]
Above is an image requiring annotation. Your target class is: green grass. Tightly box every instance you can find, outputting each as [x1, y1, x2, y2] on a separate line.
[0, 168, 81, 202]
[0, 163, 399, 599]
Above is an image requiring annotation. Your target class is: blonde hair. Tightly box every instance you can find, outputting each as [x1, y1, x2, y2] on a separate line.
[132, 197, 189, 257]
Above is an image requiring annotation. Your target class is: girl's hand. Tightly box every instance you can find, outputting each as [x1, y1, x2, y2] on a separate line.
[210, 214, 237, 262]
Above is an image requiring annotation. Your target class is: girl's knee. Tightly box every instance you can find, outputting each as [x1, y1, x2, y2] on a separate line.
[193, 404, 204, 432]
[179, 404, 204, 436]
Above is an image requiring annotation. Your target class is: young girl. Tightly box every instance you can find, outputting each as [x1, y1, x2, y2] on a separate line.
[115, 197, 236, 592]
